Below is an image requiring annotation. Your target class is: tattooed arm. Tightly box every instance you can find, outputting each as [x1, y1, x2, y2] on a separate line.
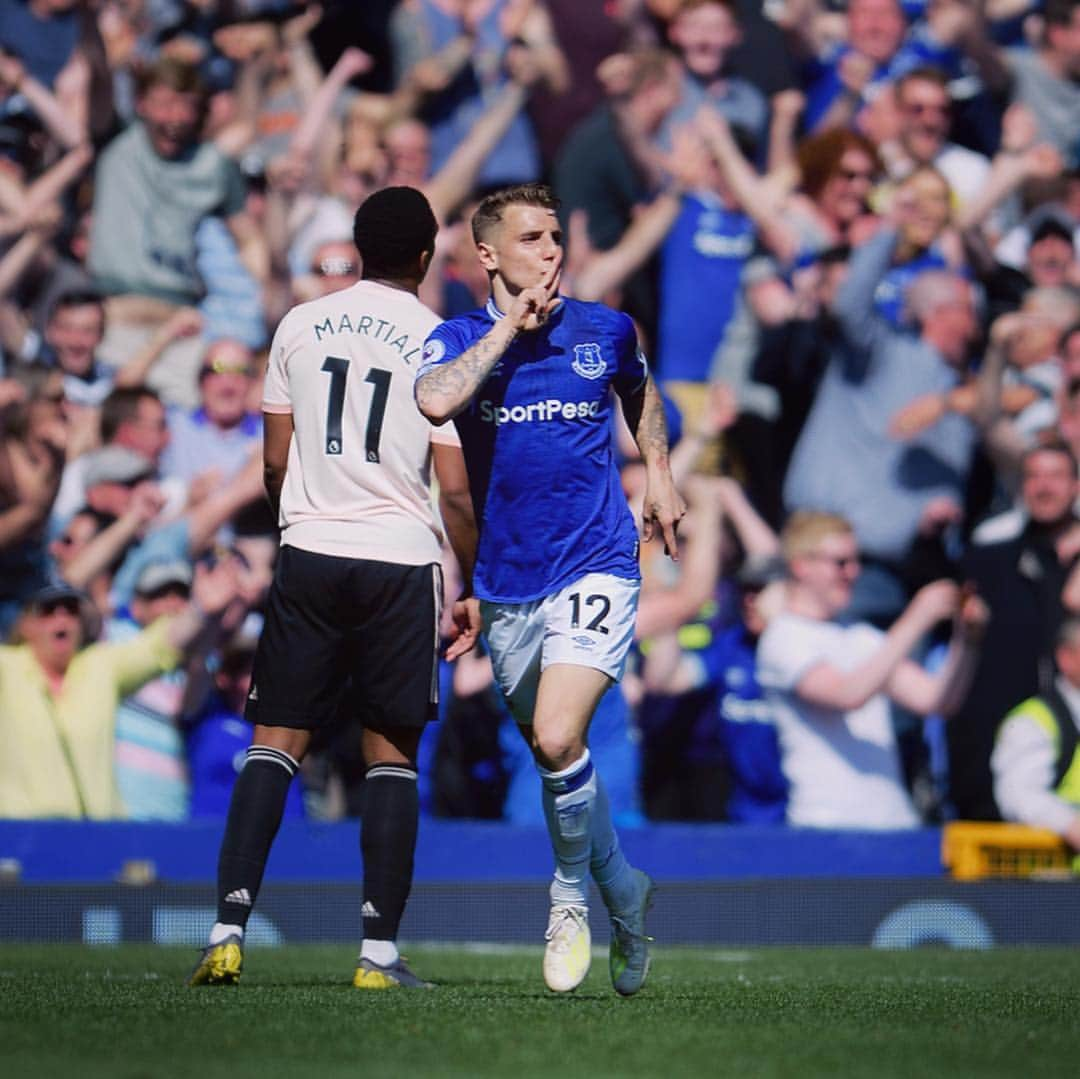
[415, 317, 520, 425]
[416, 268, 562, 425]
[618, 375, 687, 559]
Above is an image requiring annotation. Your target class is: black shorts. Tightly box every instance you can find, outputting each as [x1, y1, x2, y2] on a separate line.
[245, 545, 442, 732]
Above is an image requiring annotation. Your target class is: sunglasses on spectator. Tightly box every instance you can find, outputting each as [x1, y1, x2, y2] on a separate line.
[200, 356, 253, 377]
[34, 598, 81, 616]
[836, 167, 876, 183]
[313, 256, 358, 277]
[809, 553, 861, 570]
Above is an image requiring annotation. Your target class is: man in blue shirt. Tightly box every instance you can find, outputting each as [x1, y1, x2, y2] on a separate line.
[416, 183, 685, 997]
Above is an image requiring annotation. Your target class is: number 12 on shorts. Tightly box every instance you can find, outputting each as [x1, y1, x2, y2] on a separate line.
[569, 591, 611, 635]
[321, 356, 391, 462]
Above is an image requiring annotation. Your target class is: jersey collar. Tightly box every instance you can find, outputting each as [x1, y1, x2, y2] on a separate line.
[485, 295, 565, 322]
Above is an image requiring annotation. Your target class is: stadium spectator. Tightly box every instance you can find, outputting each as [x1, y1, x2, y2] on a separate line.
[417, 181, 683, 996]
[387, 0, 564, 189]
[185, 634, 306, 820]
[638, 477, 786, 821]
[160, 338, 262, 486]
[992, 614, 1080, 846]
[660, 0, 768, 156]
[0, 364, 67, 635]
[783, 222, 979, 627]
[88, 56, 268, 406]
[793, 0, 972, 136]
[51, 384, 174, 530]
[552, 46, 683, 346]
[874, 66, 991, 219]
[109, 557, 197, 821]
[0, 557, 240, 820]
[653, 117, 756, 472]
[757, 510, 986, 829]
[967, 0, 1080, 168]
[948, 440, 1080, 820]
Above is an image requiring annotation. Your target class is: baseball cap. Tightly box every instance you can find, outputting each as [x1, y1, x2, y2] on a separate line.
[83, 446, 154, 489]
[1026, 203, 1077, 247]
[135, 559, 194, 597]
[27, 582, 86, 611]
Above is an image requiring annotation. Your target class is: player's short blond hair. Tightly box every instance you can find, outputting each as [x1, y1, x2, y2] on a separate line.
[781, 511, 854, 563]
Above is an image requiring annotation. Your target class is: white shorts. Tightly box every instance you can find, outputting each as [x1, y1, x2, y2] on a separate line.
[480, 573, 640, 725]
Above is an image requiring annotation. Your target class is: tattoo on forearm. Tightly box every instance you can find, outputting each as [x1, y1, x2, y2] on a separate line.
[636, 379, 670, 461]
[417, 327, 514, 413]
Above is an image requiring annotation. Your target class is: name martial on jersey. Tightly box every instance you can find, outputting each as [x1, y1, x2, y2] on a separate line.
[310, 308, 424, 367]
[264, 280, 456, 568]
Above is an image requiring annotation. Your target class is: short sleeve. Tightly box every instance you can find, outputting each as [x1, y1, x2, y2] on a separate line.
[262, 314, 293, 413]
[756, 617, 833, 692]
[610, 311, 648, 396]
[416, 320, 472, 381]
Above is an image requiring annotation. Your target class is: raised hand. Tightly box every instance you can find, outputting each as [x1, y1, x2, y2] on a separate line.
[507, 259, 562, 333]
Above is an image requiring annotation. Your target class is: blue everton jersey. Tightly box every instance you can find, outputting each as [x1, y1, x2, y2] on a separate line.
[418, 297, 646, 603]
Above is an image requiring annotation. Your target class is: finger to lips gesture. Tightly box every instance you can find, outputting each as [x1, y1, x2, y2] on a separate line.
[512, 260, 562, 333]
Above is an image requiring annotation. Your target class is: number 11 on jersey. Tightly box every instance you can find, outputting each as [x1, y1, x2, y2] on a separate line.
[321, 356, 392, 462]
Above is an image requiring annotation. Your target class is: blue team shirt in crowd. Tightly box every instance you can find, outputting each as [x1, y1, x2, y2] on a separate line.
[658, 193, 755, 383]
[418, 296, 647, 604]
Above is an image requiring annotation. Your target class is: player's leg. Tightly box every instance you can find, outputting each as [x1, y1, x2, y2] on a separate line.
[349, 559, 441, 990]
[352, 725, 433, 989]
[530, 662, 611, 992]
[207, 726, 309, 943]
[190, 547, 345, 986]
[537, 574, 654, 996]
[482, 599, 591, 988]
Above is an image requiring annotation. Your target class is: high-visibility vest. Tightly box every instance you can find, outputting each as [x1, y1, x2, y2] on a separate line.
[1003, 683, 1080, 805]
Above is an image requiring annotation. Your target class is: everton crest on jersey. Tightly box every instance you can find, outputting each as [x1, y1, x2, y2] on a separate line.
[572, 342, 606, 381]
[418, 296, 649, 603]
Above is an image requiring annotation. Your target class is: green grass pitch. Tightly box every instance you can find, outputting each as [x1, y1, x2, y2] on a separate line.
[2, 944, 1079, 1078]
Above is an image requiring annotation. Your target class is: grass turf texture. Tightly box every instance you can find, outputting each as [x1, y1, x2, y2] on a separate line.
[2, 945, 1078, 1078]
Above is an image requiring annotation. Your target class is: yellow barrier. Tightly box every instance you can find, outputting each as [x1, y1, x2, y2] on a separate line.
[941, 821, 1075, 880]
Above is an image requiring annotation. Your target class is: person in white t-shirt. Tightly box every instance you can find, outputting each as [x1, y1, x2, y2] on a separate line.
[756, 510, 986, 829]
[189, 186, 478, 991]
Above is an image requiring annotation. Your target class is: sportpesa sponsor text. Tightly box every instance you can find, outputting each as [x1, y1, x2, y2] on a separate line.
[478, 398, 602, 425]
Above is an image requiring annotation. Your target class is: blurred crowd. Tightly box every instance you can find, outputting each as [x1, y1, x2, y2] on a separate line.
[0, 0, 1079, 839]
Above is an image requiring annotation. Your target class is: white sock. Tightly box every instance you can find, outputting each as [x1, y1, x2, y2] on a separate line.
[209, 922, 244, 946]
[539, 749, 595, 908]
[361, 939, 399, 966]
[589, 770, 637, 914]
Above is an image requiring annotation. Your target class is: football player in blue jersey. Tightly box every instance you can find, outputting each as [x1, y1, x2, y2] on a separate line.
[416, 183, 685, 996]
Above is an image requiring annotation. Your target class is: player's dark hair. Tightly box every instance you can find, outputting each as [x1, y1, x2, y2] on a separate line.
[471, 182, 561, 247]
[352, 186, 438, 280]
